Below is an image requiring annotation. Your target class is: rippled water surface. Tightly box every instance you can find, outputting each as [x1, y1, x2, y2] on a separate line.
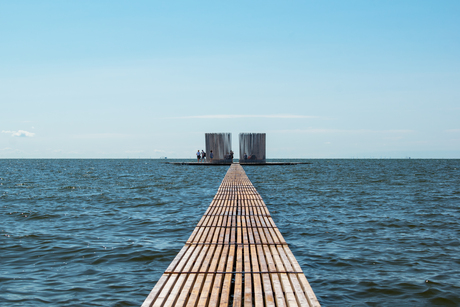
[1, 159, 459, 306]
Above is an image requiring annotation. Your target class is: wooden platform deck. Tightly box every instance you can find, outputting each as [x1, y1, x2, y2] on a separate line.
[166, 162, 311, 166]
[142, 164, 320, 307]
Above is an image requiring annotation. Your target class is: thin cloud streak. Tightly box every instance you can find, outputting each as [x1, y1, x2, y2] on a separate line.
[2, 130, 35, 137]
[271, 129, 415, 134]
[171, 114, 319, 119]
[72, 133, 133, 139]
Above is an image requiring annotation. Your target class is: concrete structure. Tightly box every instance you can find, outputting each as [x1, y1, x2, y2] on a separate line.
[239, 133, 266, 163]
[205, 133, 233, 163]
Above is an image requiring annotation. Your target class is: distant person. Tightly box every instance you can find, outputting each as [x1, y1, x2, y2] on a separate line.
[210, 150, 214, 162]
[244, 153, 248, 160]
[196, 150, 201, 162]
[201, 150, 206, 162]
[229, 150, 234, 160]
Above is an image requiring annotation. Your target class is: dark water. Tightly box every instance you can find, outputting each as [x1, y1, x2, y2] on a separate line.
[1, 159, 459, 306]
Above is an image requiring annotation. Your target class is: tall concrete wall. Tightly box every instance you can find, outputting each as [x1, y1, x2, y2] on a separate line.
[205, 133, 233, 163]
[239, 133, 266, 163]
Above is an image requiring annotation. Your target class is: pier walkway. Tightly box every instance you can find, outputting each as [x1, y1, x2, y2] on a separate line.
[142, 164, 320, 307]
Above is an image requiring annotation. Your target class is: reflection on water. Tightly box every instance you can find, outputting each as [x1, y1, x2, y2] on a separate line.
[1, 159, 459, 306]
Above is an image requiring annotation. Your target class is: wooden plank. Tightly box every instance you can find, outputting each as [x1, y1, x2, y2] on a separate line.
[243, 244, 252, 307]
[250, 244, 263, 307]
[233, 245, 243, 307]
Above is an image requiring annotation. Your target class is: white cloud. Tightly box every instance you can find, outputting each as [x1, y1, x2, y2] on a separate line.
[445, 129, 460, 133]
[2, 130, 35, 137]
[171, 114, 318, 119]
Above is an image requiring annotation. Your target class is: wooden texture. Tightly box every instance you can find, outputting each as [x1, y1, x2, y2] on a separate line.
[142, 164, 320, 307]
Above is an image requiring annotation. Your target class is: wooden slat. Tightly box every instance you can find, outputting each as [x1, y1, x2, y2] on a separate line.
[233, 245, 243, 307]
[243, 244, 252, 307]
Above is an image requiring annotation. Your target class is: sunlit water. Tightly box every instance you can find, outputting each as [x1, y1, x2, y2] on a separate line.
[1, 159, 459, 306]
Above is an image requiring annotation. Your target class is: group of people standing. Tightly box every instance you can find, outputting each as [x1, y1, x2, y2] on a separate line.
[196, 149, 213, 162]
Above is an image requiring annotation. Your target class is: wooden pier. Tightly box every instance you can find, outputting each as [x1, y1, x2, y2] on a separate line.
[142, 164, 320, 307]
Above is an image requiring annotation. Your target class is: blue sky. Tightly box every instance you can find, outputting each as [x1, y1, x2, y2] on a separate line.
[1, 1, 459, 158]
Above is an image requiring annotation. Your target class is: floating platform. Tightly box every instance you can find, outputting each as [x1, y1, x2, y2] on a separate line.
[240, 162, 311, 165]
[142, 164, 320, 307]
[166, 162, 311, 166]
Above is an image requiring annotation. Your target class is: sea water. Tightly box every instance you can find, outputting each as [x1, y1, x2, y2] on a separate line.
[1, 159, 459, 306]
